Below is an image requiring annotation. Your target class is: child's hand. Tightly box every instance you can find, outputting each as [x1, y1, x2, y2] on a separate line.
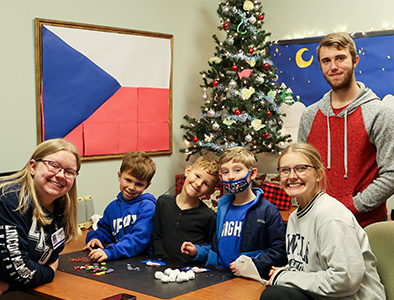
[229, 261, 237, 274]
[88, 248, 108, 262]
[83, 238, 104, 251]
[180, 241, 197, 257]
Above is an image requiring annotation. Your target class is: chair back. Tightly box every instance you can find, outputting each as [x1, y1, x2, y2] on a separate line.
[364, 221, 394, 300]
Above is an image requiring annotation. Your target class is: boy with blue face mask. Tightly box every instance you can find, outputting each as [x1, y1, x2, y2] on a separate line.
[181, 147, 287, 280]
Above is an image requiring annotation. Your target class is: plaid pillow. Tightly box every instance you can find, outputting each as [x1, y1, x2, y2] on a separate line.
[253, 176, 291, 210]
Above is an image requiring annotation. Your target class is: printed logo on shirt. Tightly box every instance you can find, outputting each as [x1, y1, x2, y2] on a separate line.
[221, 221, 243, 237]
[286, 233, 309, 271]
[28, 217, 52, 264]
[112, 214, 137, 236]
[4, 225, 36, 282]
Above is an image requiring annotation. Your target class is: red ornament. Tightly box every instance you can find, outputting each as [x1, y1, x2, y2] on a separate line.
[263, 63, 269, 70]
[234, 109, 241, 115]
[223, 23, 229, 30]
[248, 48, 254, 54]
[213, 80, 219, 86]
[193, 136, 199, 143]
[258, 14, 265, 21]
[263, 132, 269, 138]
[267, 110, 272, 117]
[231, 65, 238, 71]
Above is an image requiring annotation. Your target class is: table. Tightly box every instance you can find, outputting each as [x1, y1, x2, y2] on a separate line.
[26, 207, 297, 300]
[27, 231, 265, 300]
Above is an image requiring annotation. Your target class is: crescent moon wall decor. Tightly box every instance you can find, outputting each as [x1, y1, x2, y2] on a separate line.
[295, 48, 314, 68]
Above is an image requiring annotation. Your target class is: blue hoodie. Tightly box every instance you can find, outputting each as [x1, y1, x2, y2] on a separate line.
[193, 188, 287, 279]
[86, 192, 157, 260]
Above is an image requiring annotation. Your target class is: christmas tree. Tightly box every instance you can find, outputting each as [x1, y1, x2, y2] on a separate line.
[180, 0, 292, 160]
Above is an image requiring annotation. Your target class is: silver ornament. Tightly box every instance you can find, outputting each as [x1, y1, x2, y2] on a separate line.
[229, 79, 236, 88]
[245, 134, 253, 142]
[249, 16, 256, 24]
[207, 109, 215, 117]
[212, 122, 220, 131]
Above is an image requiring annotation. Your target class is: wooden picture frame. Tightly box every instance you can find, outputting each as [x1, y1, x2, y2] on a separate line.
[35, 18, 173, 161]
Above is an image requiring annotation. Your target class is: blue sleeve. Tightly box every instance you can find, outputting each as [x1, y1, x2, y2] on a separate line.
[104, 200, 156, 260]
[194, 244, 212, 262]
[86, 201, 116, 245]
[251, 205, 287, 279]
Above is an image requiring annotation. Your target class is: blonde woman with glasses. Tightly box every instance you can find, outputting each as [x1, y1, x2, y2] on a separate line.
[0, 139, 81, 294]
[260, 142, 385, 300]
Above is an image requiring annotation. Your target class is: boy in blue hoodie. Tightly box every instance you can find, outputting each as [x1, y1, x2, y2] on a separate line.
[84, 151, 156, 262]
[181, 146, 286, 280]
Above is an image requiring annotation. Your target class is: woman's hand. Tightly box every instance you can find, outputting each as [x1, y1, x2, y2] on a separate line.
[49, 258, 59, 272]
[0, 280, 9, 295]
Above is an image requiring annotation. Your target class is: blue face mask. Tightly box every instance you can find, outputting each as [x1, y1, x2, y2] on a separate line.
[222, 170, 252, 194]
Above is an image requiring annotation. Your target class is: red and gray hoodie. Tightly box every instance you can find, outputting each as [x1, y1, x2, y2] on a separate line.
[298, 82, 394, 227]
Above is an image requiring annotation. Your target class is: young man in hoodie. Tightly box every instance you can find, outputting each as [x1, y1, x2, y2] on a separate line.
[298, 32, 394, 227]
[83, 151, 156, 262]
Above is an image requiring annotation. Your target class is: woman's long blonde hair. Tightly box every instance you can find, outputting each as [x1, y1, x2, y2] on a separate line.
[0, 139, 81, 242]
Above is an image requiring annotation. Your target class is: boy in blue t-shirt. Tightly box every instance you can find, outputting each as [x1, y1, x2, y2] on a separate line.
[83, 151, 157, 262]
[181, 146, 287, 279]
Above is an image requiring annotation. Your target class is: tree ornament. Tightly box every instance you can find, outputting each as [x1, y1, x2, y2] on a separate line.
[227, 37, 234, 45]
[202, 91, 208, 100]
[258, 14, 265, 20]
[231, 64, 238, 71]
[193, 136, 199, 142]
[234, 109, 241, 115]
[272, 74, 279, 82]
[207, 109, 215, 117]
[243, 0, 254, 11]
[229, 79, 237, 88]
[213, 80, 219, 86]
[251, 119, 264, 131]
[223, 23, 229, 29]
[245, 134, 253, 142]
[212, 122, 220, 131]
[263, 63, 269, 69]
[267, 110, 272, 117]
[263, 132, 269, 138]
[249, 16, 256, 24]
[248, 48, 254, 54]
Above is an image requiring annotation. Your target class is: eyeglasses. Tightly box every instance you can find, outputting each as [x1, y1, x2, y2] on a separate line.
[277, 164, 316, 178]
[36, 159, 79, 179]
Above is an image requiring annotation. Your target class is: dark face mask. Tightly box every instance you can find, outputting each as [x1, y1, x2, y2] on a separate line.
[222, 170, 252, 194]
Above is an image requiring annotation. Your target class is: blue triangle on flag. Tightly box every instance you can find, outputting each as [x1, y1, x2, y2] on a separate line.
[42, 26, 121, 139]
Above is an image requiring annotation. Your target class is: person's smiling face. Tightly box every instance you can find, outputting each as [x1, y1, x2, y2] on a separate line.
[279, 151, 322, 208]
[30, 150, 78, 210]
[118, 171, 149, 201]
[319, 45, 358, 91]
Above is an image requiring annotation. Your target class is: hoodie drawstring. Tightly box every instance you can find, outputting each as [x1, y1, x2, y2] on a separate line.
[343, 112, 348, 178]
[326, 112, 348, 178]
[327, 114, 331, 170]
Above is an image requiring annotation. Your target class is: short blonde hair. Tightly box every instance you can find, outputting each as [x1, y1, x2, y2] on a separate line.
[317, 32, 357, 63]
[219, 146, 256, 169]
[120, 151, 156, 183]
[278, 142, 326, 191]
[192, 156, 220, 186]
